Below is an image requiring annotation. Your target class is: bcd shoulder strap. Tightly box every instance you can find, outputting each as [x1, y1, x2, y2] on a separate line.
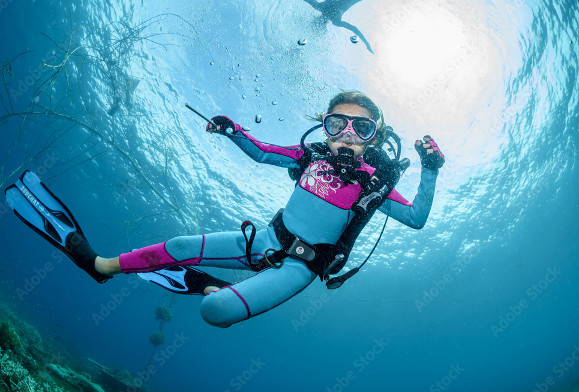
[288, 142, 330, 182]
[330, 147, 406, 274]
[284, 144, 406, 276]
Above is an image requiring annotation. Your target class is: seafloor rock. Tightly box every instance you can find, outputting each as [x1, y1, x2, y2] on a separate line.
[48, 363, 105, 392]
[88, 358, 148, 392]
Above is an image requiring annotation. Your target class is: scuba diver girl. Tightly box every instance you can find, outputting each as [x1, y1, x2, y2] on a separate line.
[5, 90, 444, 328]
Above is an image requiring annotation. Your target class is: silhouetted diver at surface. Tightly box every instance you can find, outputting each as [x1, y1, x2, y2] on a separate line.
[304, 0, 374, 53]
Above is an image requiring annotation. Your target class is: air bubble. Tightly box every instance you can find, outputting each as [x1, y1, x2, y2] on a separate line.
[255, 114, 262, 123]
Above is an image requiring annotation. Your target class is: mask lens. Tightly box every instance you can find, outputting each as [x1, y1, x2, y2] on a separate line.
[352, 119, 376, 140]
[324, 115, 348, 136]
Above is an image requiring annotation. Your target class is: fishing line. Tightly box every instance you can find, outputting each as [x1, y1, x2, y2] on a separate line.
[185, 103, 311, 150]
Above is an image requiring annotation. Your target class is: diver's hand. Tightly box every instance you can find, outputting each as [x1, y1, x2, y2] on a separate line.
[415, 135, 445, 170]
[206, 115, 240, 135]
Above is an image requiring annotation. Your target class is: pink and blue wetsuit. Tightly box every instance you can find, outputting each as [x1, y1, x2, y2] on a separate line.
[119, 126, 439, 328]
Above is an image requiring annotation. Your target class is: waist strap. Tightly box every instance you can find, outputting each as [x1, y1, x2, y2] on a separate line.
[268, 209, 344, 279]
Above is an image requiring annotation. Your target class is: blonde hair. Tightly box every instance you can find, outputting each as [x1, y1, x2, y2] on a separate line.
[312, 90, 387, 148]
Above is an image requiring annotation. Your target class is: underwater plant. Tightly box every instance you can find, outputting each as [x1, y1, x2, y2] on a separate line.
[0, 14, 206, 230]
[143, 300, 175, 386]
[148, 332, 166, 347]
[155, 305, 173, 324]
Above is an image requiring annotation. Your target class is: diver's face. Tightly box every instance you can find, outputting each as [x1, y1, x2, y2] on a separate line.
[326, 103, 372, 158]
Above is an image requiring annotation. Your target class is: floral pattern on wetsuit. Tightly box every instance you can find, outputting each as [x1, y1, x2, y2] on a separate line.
[298, 160, 362, 209]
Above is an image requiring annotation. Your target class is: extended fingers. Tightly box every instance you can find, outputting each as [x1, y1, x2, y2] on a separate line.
[416, 135, 444, 158]
[424, 136, 435, 147]
[206, 123, 221, 134]
[423, 136, 441, 154]
[415, 139, 435, 154]
[416, 135, 445, 169]
[414, 139, 431, 154]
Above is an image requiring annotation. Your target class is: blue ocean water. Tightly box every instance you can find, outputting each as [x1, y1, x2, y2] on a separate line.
[0, 0, 577, 391]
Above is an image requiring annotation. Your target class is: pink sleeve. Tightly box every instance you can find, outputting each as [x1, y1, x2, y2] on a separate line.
[235, 127, 305, 161]
[386, 188, 413, 206]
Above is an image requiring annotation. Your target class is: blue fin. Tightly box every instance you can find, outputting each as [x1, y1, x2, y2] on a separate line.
[4, 171, 110, 283]
[138, 266, 230, 295]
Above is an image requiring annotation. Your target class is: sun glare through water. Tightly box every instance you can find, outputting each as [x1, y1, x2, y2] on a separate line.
[379, 8, 467, 85]
[341, 0, 524, 189]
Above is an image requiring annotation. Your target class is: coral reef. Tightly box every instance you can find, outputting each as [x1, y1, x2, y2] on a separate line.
[0, 317, 43, 383]
[0, 321, 22, 354]
[0, 298, 147, 392]
[0, 347, 64, 392]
